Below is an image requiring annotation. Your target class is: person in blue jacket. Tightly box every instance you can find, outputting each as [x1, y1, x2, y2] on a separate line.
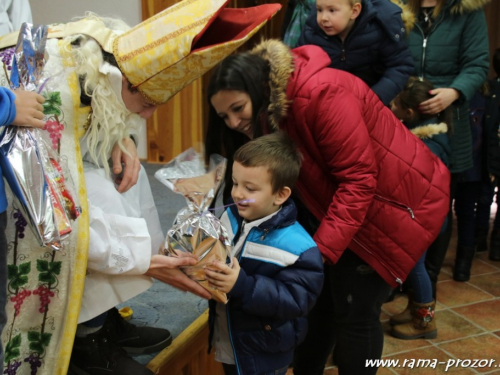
[297, 0, 413, 105]
[0, 87, 45, 374]
[203, 132, 324, 375]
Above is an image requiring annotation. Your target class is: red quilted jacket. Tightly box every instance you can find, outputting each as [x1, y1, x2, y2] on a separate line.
[251, 41, 450, 288]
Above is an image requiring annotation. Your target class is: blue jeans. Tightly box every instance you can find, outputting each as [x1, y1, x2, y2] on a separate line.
[222, 363, 288, 375]
[407, 252, 433, 304]
[0, 211, 8, 375]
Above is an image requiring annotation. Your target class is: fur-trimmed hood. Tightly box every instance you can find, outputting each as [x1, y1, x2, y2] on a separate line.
[249, 39, 294, 131]
[408, 120, 450, 166]
[391, 0, 416, 34]
[409, 122, 448, 139]
[398, 0, 490, 30]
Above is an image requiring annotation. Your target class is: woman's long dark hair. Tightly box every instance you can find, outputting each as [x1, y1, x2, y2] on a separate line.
[205, 53, 271, 203]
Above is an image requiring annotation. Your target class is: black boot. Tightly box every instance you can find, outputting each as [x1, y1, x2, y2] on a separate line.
[474, 226, 489, 253]
[104, 307, 172, 355]
[453, 245, 476, 282]
[490, 229, 500, 261]
[70, 327, 154, 375]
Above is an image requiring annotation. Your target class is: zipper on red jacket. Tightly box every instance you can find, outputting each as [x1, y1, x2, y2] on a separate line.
[352, 237, 403, 288]
[374, 195, 415, 219]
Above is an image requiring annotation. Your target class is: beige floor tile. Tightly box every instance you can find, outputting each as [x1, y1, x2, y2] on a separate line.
[468, 271, 500, 297]
[438, 334, 500, 373]
[453, 299, 500, 332]
[476, 252, 500, 269]
[385, 346, 476, 374]
[433, 309, 485, 342]
[437, 280, 493, 307]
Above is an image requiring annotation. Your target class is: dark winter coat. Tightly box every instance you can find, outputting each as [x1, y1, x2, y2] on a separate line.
[484, 78, 500, 176]
[407, 119, 450, 167]
[297, 0, 414, 105]
[249, 40, 450, 288]
[403, 0, 490, 173]
[208, 199, 324, 375]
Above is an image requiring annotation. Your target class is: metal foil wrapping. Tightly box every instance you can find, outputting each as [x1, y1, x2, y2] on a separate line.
[0, 127, 61, 248]
[0, 22, 77, 250]
[155, 148, 232, 303]
[10, 23, 48, 91]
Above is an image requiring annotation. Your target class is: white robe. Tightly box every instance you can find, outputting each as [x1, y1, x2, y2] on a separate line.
[78, 161, 164, 323]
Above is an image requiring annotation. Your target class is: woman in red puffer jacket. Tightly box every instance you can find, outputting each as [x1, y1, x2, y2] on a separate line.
[205, 39, 450, 375]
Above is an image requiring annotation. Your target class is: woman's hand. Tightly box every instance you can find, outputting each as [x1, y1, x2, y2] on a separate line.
[111, 137, 141, 193]
[204, 257, 240, 294]
[419, 88, 460, 115]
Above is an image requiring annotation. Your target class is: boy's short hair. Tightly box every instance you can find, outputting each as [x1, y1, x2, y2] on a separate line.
[233, 132, 302, 193]
[346, 0, 361, 6]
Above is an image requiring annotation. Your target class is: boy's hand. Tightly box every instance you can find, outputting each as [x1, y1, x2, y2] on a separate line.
[205, 257, 240, 294]
[12, 89, 45, 128]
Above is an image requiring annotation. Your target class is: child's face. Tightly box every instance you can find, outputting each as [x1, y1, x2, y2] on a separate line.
[316, 0, 361, 40]
[231, 161, 282, 222]
[390, 96, 410, 122]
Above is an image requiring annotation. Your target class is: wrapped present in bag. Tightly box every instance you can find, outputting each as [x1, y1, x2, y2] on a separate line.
[0, 22, 80, 249]
[155, 148, 232, 303]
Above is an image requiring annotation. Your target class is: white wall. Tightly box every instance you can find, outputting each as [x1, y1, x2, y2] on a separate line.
[28, 0, 149, 159]
[28, 0, 142, 27]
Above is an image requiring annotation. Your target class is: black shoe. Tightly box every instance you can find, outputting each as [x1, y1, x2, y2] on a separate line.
[453, 245, 475, 282]
[70, 328, 153, 375]
[105, 307, 172, 355]
[475, 227, 489, 253]
[489, 229, 500, 261]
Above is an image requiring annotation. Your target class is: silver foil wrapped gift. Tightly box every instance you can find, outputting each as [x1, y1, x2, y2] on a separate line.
[0, 23, 79, 250]
[155, 148, 232, 303]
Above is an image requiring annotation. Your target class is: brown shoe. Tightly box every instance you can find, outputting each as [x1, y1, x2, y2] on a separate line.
[389, 291, 413, 326]
[391, 301, 437, 340]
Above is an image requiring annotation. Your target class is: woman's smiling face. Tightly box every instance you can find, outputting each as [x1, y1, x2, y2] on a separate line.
[210, 90, 254, 139]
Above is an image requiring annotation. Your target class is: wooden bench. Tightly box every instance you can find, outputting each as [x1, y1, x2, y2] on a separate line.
[147, 310, 223, 375]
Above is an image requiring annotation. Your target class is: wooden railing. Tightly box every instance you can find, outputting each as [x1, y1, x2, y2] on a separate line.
[146, 310, 223, 375]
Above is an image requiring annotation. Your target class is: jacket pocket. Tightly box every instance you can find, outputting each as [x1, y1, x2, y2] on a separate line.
[236, 319, 297, 354]
[373, 195, 415, 219]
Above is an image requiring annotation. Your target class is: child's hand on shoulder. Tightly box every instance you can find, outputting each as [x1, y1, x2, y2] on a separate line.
[204, 257, 240, 294]
[12, 89, 45, 128]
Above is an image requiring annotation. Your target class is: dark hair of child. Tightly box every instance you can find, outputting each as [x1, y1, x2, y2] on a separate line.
[233, 131, 302, 193]
[398, 76, 453, 132]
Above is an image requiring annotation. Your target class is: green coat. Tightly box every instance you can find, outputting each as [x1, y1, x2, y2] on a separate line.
[404, 0, 490, 173]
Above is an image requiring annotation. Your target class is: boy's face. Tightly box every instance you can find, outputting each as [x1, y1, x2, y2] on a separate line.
[316, 0, 361, 40]
[231, 161, 283, 222]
